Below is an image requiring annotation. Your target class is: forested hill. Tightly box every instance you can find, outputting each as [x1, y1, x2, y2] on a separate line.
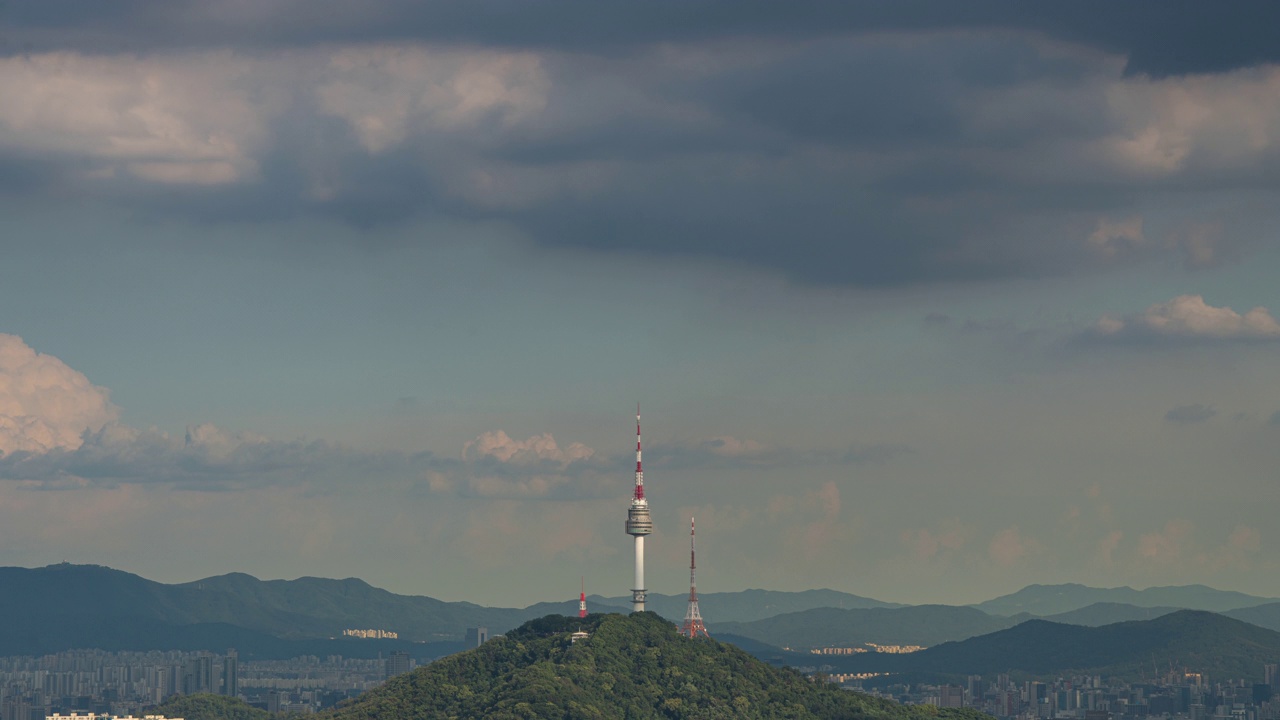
[323, 613, 987, 720]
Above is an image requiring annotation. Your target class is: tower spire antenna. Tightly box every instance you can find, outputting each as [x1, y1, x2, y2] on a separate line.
[624, 404, 653, 612]
[634, 403, 644, 500]
[579, 576, 587, 619]
[681, 517, 709, 638]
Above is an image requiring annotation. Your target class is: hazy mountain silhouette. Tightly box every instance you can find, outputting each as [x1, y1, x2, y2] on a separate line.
[708, 605, 1022, 649]
[1040, 602, 1182, 626]
[781, 611, 1280, 682]
[972, 583, 1275, 616]
[1224, 602, 1280, 632]
[600, 588, 903, 624]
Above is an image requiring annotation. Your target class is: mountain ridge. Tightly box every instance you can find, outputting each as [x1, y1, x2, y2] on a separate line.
[708, 604, 1024, 649]
[763, 610, 1280, 682]
[973, 583, 1275, 616]
[8, 563, 1280, 666]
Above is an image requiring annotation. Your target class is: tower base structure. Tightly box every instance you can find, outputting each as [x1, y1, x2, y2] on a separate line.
[680, 615, 708, 638]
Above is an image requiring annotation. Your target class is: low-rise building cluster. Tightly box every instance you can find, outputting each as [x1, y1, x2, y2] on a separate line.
[340, 630, 398, 640]
[842, 667, 1280, 720]
[0, 650, 399, 720]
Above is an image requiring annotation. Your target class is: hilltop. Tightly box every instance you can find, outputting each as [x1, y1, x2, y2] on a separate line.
[323, 612, 986, 720]
[154, 694, 273, 720]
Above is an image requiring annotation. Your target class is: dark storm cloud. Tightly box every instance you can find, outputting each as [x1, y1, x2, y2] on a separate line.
[5, 2, 1280, 286]
[5, 1, 1280, 78]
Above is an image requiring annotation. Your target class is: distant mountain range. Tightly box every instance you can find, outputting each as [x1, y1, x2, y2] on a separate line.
[709, 605, 1023, 649]
[0, 565, 889, 656]
[729, 611, 1280, 683]
[1222, 602, 1280, 633]
[907, 610, 1278, 679]
[0, 564, 600, 656]
[602, 588, 903, 624]
[7, 562, 1280, 670]
[972, 583, 1276, 616]
[1035, 602, 1193, 626]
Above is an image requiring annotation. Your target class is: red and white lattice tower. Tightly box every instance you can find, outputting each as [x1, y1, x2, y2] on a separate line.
[680, 517, 709, 638]
[578, 577, 587, 619]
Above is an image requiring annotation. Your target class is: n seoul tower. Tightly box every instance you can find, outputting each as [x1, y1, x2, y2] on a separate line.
[624, 405, 653, 612]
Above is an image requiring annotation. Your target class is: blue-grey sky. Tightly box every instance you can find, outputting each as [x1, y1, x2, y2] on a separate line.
[2, 1, 1280, 607]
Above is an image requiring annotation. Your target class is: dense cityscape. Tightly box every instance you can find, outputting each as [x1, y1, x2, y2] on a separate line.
[0, 649, 389, 719]
[6, 637, 1280, 720]
[855, 669, 1280, 720]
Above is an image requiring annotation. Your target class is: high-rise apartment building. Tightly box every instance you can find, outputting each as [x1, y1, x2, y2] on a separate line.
[464, 627, 489, 647]
[222, 650, 238, 697]
[385, 652, 411, 679]
[182, 655, 213, 695]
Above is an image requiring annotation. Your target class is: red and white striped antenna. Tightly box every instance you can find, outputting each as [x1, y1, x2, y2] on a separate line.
[634, 403, 644, 501]
[680, 517, 709, 638]
[579, 577, 587, 619]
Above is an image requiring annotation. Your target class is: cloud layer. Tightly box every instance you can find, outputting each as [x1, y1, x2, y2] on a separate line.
[1095, 295, 1280, 342]
[0, 335, 895, 500]
[5, 4, 1280, 285]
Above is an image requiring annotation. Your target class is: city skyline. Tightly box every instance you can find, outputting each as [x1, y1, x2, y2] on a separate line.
[3, 2, 1280, 607]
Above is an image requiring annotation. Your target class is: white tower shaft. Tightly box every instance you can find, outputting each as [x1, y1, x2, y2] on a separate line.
[634, 536, 644, 604]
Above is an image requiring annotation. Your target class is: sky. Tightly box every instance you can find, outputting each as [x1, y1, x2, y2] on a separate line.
[3, 1, 1280, 608]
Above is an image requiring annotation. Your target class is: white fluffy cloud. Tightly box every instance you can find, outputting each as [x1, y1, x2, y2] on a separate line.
[1103, 67, 1280, 177]
[457, 430, 603, 498]
[0, 334, 118, 455]
[0, 45, 548, 189]
[0, 52, 270, 185]
[462, 429, 593, 465]
[1095, 294, 1280, 341]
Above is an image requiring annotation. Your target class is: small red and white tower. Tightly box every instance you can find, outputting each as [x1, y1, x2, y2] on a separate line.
[578, 577, 587, 619]
[680, 517, 709, 638]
